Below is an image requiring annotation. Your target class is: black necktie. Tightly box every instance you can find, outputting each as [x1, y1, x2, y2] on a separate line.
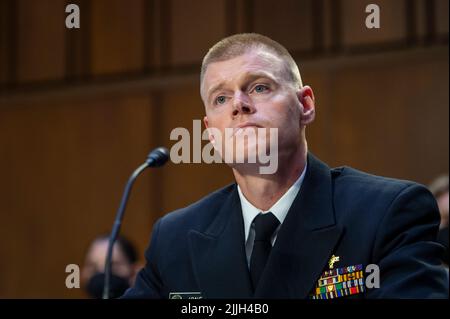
[250, 212, 280, 289]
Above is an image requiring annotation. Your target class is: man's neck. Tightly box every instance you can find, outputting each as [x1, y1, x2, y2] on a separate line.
[233, 146, 307, 211]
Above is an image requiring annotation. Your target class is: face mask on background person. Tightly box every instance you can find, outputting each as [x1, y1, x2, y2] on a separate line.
[85, 272, 130, 299]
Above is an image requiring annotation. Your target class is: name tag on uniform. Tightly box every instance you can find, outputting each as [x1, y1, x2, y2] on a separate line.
[169, 292, 203, 299]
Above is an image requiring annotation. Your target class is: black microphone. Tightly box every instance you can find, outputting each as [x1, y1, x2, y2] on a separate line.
[103, 147, 169, 299]
[146, 146, 170, 167]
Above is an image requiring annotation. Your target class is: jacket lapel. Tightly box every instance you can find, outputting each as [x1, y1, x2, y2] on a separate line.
[188, 187, 253, 298]
[255, 153, 344, 298]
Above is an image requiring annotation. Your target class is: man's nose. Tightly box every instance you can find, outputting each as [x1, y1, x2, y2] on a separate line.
[232, 92, 255, 116]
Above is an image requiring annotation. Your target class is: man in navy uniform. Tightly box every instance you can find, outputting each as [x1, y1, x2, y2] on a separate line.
[122, 33, 448, 299]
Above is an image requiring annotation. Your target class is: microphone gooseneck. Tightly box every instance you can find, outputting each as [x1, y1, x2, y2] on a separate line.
[103, 147, 169, 299]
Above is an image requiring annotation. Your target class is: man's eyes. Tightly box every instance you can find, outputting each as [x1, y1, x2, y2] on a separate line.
[253, 84, 269, 93]
[212, 84, 270, 105]
[215, 95, 227, 105]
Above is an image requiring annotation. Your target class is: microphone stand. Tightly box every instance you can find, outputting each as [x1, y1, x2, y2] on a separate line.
[102, 162, 148, 299]
[103, 147, 168, 299]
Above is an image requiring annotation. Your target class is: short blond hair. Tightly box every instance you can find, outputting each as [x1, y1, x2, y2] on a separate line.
[200, 33, 302, 88]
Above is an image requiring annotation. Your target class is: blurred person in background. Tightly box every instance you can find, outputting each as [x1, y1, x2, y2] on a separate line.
[429, 175, 449, 266]
[81, 234, 140, 298]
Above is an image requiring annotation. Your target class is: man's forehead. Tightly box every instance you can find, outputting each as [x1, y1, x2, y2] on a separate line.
[208, 49, 283, 76]
[202, 49, 285, 89]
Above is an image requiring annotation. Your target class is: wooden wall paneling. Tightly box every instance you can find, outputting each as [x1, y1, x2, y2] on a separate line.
[253, 0, 314, 53]
[242, 0, 255, 33]
[65, 0, 92, 80]
[0, 0, 12, 85]
[15, 0, 66, 83]
[143, 0, 156, 72]
[144, 0, 174, 72]
[225, 0, 238, 36]
[330, 62, 412, 178]
[170, 0, 227, 67]
[328, 49, 448, 183]
[0, 93, 155, 297]
[323, 0, 336, 51]
[301, 68, 335, 162]
[405, 0, 418, 45]
[414, 0, 428, 44]
[90, 0, 145, 76]
[341, 0, 407, 48]
[312, 0, 326, 53]
[159, 0, 171, 69]
[233, 0, 250, 33]
[324, 0, 343, 52]
[424, 0, 436, 44]
[402, 56, 449, 183]
[435, 0, 449, 40]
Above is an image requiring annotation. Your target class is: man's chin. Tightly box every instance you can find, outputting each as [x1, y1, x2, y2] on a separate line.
[222, 146, 262, 164]
[227, 162, 265, 175]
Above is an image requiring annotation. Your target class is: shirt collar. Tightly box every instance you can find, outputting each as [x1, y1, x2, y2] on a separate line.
[237, 163, 307, 242]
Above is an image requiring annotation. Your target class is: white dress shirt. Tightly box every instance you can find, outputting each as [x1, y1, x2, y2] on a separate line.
[237, 164, 307, 267]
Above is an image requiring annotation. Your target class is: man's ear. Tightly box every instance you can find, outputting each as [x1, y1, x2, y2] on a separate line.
[203, 116, 215, 143]
[298, 85, 315, 126]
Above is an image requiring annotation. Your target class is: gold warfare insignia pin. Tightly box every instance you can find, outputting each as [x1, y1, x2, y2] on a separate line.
[328, 255, 340, 269]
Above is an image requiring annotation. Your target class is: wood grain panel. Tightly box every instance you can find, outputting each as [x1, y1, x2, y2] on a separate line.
[329, 50, 448, 183]
[16, 0, 66, 83]
[253, 0, 314, 53]
[0, 0, 11, 85]
[90, 0, 145, 75]
[170, 0, 226, 66]
[301, 68, 335, 161]
[341, 0, 406, 47]
[414, 0, 427, 42]
[435, 0, 449, 38]
[0, 94, 155, 297]
[65, 0, 92, 79]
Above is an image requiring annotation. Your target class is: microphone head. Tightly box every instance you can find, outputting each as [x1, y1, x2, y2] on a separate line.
[146, 147, 169, 167]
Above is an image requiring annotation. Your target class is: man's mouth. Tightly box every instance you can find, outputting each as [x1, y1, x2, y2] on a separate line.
[233, 122, 262, 135]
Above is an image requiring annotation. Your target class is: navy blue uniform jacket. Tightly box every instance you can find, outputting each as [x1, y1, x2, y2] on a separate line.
[122, 153, 448, 298]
